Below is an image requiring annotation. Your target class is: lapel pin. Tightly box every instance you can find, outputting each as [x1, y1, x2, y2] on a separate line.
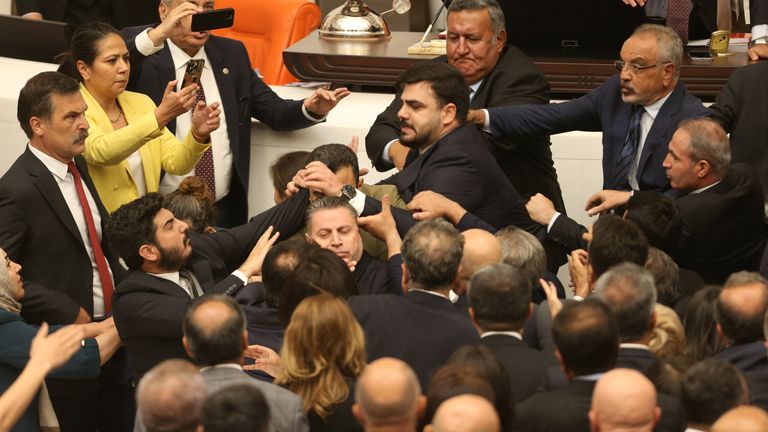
[223, 68, 230, 75]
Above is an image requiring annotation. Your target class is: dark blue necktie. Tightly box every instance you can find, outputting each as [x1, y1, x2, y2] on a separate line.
[615, 105, 644, 190]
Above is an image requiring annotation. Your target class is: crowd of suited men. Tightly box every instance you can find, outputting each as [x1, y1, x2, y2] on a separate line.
[2, 0, 768, 431]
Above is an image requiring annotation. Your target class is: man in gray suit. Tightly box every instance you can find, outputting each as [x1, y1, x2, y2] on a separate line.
[182, 294, 309, 432]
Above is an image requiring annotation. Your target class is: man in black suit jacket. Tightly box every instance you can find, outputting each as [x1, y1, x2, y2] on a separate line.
[366, 0, 564, 213]
[515, 299, 619, 432]
[467, 263, 557, 403]
[121, 0, 348, 227]
[714, 272, 768, 374]
[593, 263, 661, 375]
[471, 24, 709, 195]
[348, 219, 480, 389]
[107, 189, 308, 378]
[0, 72, 132, 431]
[710, 61, 768, 200]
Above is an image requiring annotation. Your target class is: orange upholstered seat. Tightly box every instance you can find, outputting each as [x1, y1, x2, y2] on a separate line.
[213, 0, 321, 85]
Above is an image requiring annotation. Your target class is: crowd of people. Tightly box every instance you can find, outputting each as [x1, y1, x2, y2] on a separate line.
[2, 0, 768, 431]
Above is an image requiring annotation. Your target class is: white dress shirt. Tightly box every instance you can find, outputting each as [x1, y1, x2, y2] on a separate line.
[28, 145, 113, 318]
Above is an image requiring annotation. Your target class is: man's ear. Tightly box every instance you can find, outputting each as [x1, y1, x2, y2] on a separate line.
[495, 29, 507, 51]
[401, 263, 410, 294]
[241, 329, 248, 351]
[417, 395, 427, 419]
[139, 243, 159, 263]
[442, 103, 457, 125]
[694, 160, 711, 178]
[182, 336, 193, 358]
[29, 117, 45, 137]
[352, 403, 365, 426]
[158, 0, 170, 21]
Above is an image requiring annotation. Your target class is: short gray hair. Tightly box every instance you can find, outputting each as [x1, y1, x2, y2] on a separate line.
[594, 263, 657, 342]
[631, 24, 683, 79]
[137, 359, 207, 432]
[305, 196, 358, 230]
[401, 219, 464, 291]
[448, 0, 506, 40]
[678, 117, 731, 177]
[494, 226, 545, 287]
[724, 271, 768, 289]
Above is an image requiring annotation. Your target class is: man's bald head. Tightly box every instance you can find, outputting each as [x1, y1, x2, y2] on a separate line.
[354, 357, 423, 430]
[589, 369, 660, 432]
[712, 406, 768, 432]
[183, 295, 247, 366]
[458, 229, 502, 294]
[428, 394, 500, 432]
[717, 272, 768, 345]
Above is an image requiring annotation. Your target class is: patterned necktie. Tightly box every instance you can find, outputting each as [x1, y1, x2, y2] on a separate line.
[614, 105, 644, 190]
[67, 162, 115, 314]
[192, 75, 215, 198]
[667, 0, 692, 44]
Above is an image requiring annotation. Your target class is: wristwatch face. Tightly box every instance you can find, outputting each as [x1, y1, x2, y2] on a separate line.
[341, 184, 356, 200]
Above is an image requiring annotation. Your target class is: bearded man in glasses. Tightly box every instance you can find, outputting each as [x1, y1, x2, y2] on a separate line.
[468, 24, 710, 199]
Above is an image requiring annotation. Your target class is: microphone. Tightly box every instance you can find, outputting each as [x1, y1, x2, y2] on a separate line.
[418, 0, 454, 45]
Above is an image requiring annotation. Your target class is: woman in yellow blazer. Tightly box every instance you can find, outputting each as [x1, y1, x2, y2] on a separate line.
[58, 22, 222, 213]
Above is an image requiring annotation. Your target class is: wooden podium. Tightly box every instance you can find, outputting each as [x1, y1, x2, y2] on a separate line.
[283, 31, 749, 100]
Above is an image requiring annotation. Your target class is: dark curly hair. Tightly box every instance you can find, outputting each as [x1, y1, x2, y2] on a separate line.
[106, 193, 164, 270]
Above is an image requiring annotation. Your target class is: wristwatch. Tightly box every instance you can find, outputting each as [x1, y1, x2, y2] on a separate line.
[750, 36, 768, 47]
[340, 184, 356, 200]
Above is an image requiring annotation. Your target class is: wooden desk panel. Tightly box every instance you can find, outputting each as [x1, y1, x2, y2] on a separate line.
[284, 31, 747, 99]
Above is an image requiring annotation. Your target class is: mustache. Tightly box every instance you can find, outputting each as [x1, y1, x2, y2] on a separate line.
[74, 130, 89, 143]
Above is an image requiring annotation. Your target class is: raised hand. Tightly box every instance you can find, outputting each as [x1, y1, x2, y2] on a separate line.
[238, 226, 280, 278]
[190, 101, 222, 141]
[358, 194, 402, 257]
[29, 323, 86, 372]
[155, 80, 198, 129]
[406, 190, 466, 225]
[148, 2, 199, 46]
[526, 193, 557, 226]
[585, 190, 631, 216]
[243, 344, 284, 378]
[303, 87, 350, 117]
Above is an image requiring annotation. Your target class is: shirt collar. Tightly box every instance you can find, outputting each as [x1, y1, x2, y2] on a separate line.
[199, 363, 243, 373]
[469, 79, 483, 99]
[448, 289, 459, 303]
[690, 179, 722, 194]
[409, 288, 450, 300]
[167, 40, 208, 72]
[28, 144, 70, 181]
[620, 343, 651, 351]
[573, 372, 605, 381]
[481, 331, 522, 340]
[642, 89, 672, 119]
[152, 271, 181, 286]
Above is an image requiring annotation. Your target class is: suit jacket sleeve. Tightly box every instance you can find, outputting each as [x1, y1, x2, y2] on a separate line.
[709, 68, 742, 132]
[546, 215, 589, 253]
[362, 196, 417, 238]
[488, 86, 604, 139]
[0, 179, 82, 323]
[248, 68, 314, 131]
[112, 285, 190, 339]
[193, 190, 310, 274]
[387, 254, 404, 295]
[753, 0, 768, 25]
[365, 95, 403, 171]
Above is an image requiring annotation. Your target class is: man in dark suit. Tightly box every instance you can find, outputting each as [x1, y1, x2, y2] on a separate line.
[515, 299, 619, 432]
[467, 263, 557, 403]
[710, 61, 768, 200]
[470, 24, 709, 195]
[122, 0, 348, 227]
[0, 71, 133, 431]
[366, 0, 564, 213]
[593, 263, 660, 375]
[182, 295, 309, 432]
[348, 219, 480, 389]
[714, 272, 768, 373]
[360, 61, 540, 238]
[106, 189, 308, 378]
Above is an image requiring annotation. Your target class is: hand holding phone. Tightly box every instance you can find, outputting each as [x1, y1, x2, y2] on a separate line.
[181, 59, 205, 89]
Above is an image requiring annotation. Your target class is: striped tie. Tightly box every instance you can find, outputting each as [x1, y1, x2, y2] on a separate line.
[614, 105, 644, 190]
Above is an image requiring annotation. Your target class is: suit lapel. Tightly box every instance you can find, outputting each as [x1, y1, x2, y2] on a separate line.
[637, 83, 684, 173]
[207, 37, 238, 138]
[22, 149, 84, 247]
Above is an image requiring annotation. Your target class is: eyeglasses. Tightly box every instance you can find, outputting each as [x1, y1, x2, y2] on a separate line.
[614, 60, 671, 74]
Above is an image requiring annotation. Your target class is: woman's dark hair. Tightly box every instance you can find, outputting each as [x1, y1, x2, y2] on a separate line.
[278, 248, 359, 325]
[270, 151, 309, 203]
[447, 345, 515, 432]
[163, 176, 218, 234]
[684, 286, 726, 361]
[57, 21, 121, 82]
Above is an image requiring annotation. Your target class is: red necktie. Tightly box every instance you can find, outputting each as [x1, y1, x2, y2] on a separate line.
[192, 79, 215, 197]
[67, 162, 114, 314]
